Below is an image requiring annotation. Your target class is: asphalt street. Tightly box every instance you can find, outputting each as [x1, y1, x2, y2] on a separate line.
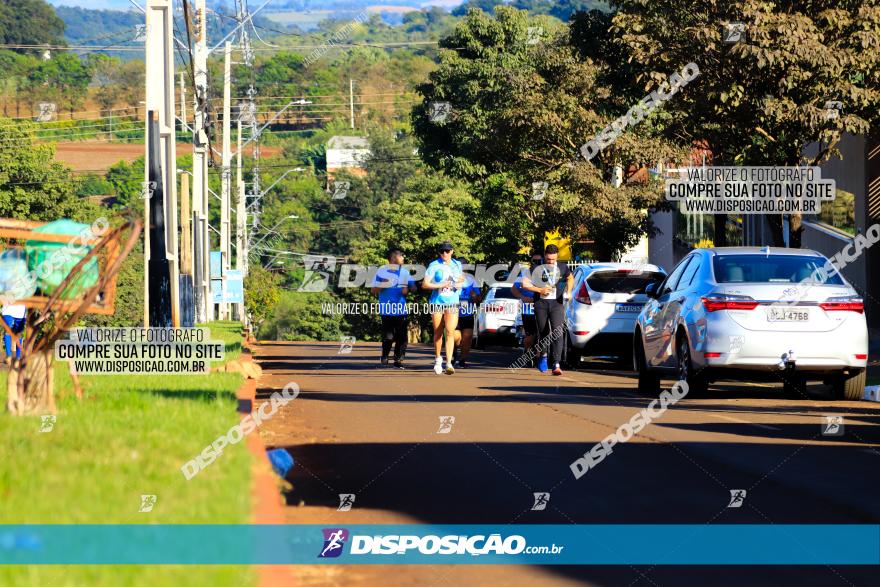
[254, 340, 880, 587]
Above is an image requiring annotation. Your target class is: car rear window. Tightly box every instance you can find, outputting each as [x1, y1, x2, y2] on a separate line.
[712, 255, 844, 285]
[586, 271, 666, 294]
[491, 287, 516, 299]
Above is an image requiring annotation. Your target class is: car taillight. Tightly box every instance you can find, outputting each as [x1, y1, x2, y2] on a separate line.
[575, 283, 591, 305]
[701, 294, 759, 312]
[855, 354, 867, 360]
[819, 296, 864, 313]
[704, 352, 721, 358]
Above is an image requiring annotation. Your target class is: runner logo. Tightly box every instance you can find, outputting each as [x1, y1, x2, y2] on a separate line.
[318, 528, 349, 558]
[332, 181, 350, 200]
[39, 415, 56, 433]
[139, 494, 157, 512]
[821, 415, 844, 436]
[338, 336, 356, 354]
[299, 255, 336, 292]
[727, 489, 746, 508]
[338, 494, 356, 511]
[437, 416, 455, 434]
[532, 492, 550, 511]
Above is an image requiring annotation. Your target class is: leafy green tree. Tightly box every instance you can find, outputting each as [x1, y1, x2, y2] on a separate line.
[413, 6, 682, 259]
[88, 54, 123, 135]
[117, 60, 145, 119]
[610, 0, 880, 247]
[244, 265, 282, 333]
[27, 53, 92, 117]
[0, 118, 93, 220]
[0, 0, 65, 50]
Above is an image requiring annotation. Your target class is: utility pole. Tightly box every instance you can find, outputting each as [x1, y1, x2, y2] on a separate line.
[191, 0, 210, 323]
[349, 78, 355, 129]
[144, 0, 180, 327]
[179, 72, 187, 134]
[219, 41, 232, 321]
[235, 117, 246, 322]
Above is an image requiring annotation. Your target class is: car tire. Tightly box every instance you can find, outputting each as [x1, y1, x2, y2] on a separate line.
[634, 334, 660, 396]
[833, 368, 866, 401]
[781, 373, 808, 400]
[564, 336, 581, 369]
[675, 334, 707, 396]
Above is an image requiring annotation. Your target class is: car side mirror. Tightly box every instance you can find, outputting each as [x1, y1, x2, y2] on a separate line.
[645, 282, 660, 299]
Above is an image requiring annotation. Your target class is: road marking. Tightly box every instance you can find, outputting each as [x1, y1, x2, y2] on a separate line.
[709, 413, 781, 431]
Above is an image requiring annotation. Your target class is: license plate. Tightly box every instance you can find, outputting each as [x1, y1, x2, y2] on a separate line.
[615, 303, 643, 313]
[767, 308, 809, 322]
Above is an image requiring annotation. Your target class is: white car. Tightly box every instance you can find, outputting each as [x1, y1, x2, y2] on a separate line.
[563, 263, 666, 366]
[473, 283, 521, 348]
[633, 247, 869, 400]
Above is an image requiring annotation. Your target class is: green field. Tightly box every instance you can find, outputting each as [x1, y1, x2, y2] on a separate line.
[0, 322, 255, 587]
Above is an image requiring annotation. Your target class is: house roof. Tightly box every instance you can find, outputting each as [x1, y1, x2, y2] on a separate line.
[327, 136, 370, 150]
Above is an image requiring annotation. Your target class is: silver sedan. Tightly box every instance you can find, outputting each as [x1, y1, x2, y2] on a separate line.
[633, 247, 868, 400]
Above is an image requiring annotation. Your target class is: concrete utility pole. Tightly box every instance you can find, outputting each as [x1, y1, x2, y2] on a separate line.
[179, 72, 187, 134]
[219, 41, 232, 321]
[349, 78, 355, 129]
[144, 0, 180, 327]
[191, 0, 210, 323]
[235, 118, 246, 322]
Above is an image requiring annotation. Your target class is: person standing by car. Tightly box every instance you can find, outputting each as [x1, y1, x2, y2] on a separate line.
[453, 260, 481, 368]
[512, 251, 542, 367]
[370, 248, 415, 368]
[2, 303, 26, 367]
[423, 241, 465, 375]
[522, 244, 573, 375]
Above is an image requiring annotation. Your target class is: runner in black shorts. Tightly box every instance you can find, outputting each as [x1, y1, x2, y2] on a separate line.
[512, 251, 542, 366]
[453, 261, 481, 368]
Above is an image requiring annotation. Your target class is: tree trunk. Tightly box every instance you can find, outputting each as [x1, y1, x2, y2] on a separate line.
[789, 213, 803, 248]
[767, 214, 786, 247]
[6, 349, 55, 416]
[714, 215, 727, 247]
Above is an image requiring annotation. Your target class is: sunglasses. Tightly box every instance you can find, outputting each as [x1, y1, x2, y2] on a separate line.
[440, 249, 453, 253]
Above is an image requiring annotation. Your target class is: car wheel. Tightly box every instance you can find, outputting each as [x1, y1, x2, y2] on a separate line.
[675, 334, 706, 396]
[473, 332, 482, 350]
[564, 336, 581, 369]
[833, 368, 866, 401]
[781, 373, 808, 400]
[634, 334, 660, 396]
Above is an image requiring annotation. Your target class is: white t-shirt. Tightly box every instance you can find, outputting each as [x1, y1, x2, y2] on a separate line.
[2, 304, 26, 319]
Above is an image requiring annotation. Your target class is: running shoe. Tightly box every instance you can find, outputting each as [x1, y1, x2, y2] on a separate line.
[458, 360, 469, 369]
[445, 362, 455, 375]
[537, 356, 548, 373]
[380, 357, 389, 368]
[393, 360, 405, 369]
[434, 358, 443, 375]
[552, 364, 563, 376]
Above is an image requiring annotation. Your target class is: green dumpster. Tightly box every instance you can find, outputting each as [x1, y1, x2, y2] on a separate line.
[26, 219, 100, 299]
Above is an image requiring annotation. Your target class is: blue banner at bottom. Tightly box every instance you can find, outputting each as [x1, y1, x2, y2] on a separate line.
[1, 525, 878, 565]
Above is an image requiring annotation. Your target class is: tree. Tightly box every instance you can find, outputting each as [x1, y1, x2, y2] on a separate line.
[27, 53, 92, 117]
[412, 6, 683, 260]
[0, 118, 93, 220]
[118, 60, 145, 120]
[88, 54, 123, 136]
[0, 0, 65, 51]
[610, 0, 880, 247]
[244, 265, 282, 333]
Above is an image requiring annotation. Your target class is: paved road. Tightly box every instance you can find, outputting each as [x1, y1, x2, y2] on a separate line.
[254, 341, 880, 587]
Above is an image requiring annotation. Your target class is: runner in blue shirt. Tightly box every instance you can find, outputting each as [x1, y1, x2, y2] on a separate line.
[422, 241, 465, 374]
[512, 251, 542, 367]
[453, 259, 481, 368]
[370, 249, 416, 368]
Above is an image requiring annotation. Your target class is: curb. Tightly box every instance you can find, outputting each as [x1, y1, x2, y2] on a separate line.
[237, 342, 295, 587]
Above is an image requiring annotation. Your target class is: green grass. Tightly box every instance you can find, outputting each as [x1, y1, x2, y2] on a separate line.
[0, 322, 255, 587]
